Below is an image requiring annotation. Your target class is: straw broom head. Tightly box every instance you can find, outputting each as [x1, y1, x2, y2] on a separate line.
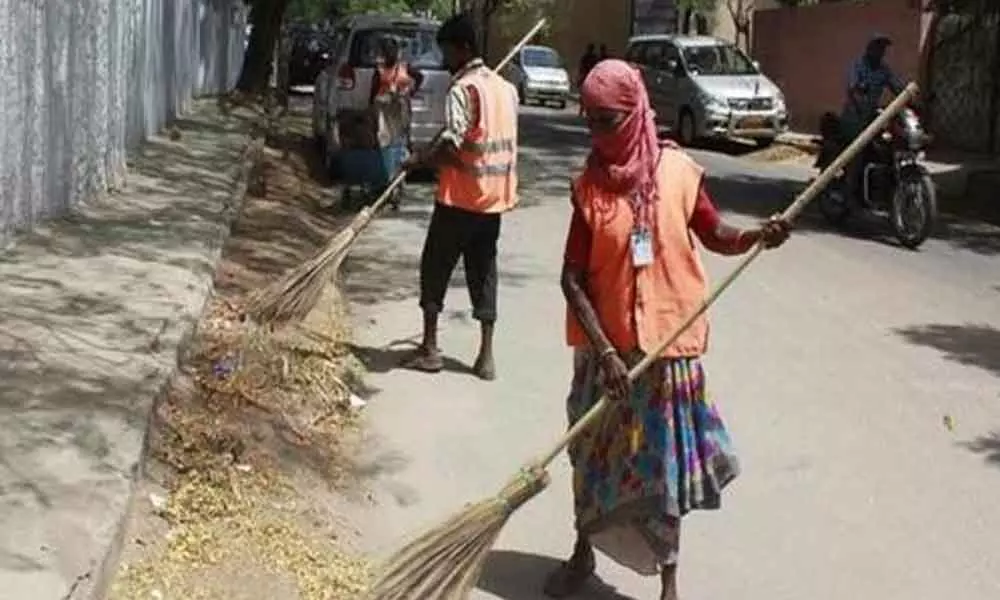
[367, 465, 550, 600]
[246, 208, 370, 326]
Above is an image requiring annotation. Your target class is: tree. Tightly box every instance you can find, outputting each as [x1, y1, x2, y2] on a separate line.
[677, 0, 717, 35]
[726, 0, 754, 52]
[236, 0, 295, 94]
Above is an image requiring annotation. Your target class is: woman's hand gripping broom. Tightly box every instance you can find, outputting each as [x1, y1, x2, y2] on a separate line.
[246, 20, 549, 329]
[367, 81, 921, 600]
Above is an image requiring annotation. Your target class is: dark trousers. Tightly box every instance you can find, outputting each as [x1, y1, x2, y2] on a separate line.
[419, 203, 501, 323]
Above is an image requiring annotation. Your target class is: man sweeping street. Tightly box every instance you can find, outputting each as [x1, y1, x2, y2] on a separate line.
[401, 12, 520, 381]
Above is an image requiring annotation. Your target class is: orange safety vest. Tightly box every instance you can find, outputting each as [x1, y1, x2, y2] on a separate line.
[437, 67, 518, 214]
[376, 62, 412, 96]
[566, 148, 710, 358]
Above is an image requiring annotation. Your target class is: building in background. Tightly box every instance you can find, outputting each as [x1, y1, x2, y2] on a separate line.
[631, 0, 679, 36]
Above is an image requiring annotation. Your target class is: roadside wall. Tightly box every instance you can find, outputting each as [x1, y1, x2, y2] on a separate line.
[751, 0, 930, 133]
[0, 0, 247, 243]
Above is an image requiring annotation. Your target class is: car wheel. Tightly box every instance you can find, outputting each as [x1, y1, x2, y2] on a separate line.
[677, 108, 696, 146]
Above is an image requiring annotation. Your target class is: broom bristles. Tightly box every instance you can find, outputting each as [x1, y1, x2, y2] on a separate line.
[368, 466, 550, 600]
[246, 223, 356, 326]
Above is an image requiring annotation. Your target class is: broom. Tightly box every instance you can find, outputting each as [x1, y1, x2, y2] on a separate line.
[367, 81, 922, 600]
[247, 19, 550, 327]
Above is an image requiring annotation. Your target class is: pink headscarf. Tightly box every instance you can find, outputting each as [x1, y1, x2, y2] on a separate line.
[579, 59, 660, 223]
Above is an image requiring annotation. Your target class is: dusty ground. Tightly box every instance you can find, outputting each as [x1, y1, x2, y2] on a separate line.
[109, 106, 372, 600]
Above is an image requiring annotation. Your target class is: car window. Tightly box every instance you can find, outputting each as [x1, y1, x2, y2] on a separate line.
[644, 42, 670, 70]
[681, 43, 757, 76]
[663, 43, 680, 66]
[350, 26, 444, 70]
[522, 47, 563, 68]
[625, 43, 644, 64]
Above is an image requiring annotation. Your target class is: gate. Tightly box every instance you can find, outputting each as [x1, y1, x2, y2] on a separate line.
[925, 13, 1000, 154]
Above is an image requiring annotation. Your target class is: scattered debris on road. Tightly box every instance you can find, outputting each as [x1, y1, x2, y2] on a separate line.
[110, 103, 372, 600]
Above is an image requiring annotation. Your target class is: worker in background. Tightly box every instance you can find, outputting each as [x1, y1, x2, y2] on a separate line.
[400, 11, 519, 381]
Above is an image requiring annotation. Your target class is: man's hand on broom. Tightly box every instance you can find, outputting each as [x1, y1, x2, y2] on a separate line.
[402, 149, 424, 172]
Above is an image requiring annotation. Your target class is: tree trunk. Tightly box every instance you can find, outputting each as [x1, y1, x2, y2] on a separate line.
[235, 0, 292, 94]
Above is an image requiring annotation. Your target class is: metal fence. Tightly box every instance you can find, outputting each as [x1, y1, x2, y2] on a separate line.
[0, 0, 247, 243]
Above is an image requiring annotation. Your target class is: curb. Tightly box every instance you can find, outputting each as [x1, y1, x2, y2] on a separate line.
[74, 126, 266, 600]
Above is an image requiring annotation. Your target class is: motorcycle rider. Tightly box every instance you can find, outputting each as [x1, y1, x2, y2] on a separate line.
[841, 33, 904, 205]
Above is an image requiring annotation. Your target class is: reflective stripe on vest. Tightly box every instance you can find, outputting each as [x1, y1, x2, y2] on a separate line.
[565, 149, 710, 358]
[437, 68, 518, 214]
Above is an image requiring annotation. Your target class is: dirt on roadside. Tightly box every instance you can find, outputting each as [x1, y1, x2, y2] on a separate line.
[110, 104, 374, 600]
[743, 140, 818, 165]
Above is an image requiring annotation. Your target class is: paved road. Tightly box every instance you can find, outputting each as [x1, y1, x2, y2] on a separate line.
[341, 104, 1000, 600]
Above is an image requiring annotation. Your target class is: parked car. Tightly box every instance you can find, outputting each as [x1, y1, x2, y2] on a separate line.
[313, 14, 450, 175]
[625, 35, 788, 147]
[502, 45, 571, 108]
[288, 27, 336, 89]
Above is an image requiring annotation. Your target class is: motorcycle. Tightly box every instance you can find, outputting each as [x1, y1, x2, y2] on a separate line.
[815, 105, 938, 249]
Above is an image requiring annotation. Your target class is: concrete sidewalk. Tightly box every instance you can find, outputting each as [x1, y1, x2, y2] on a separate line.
[0, 100, 260, 600]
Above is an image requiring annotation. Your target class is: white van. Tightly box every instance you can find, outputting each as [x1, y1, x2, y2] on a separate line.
[625, 35, 789, 147]
[312, 14, 451, 169]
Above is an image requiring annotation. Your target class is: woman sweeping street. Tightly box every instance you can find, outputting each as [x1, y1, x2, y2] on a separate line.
[369, 36, 424, 207]
[544, 59, 790, 599]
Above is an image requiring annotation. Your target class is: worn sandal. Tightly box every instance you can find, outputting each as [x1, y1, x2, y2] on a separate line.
[401, 350, 444, 373]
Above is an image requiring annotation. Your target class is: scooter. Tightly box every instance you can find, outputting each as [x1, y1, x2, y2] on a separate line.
[815, 106, 938, 249]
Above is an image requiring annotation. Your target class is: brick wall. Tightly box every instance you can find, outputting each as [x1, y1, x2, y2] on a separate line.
[752, 0, 931, 133]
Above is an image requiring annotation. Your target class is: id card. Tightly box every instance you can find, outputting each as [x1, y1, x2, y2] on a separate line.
[630, 229, 654, 267]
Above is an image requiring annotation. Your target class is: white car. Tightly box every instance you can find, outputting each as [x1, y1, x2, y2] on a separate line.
[312, 14, 451, 172]
[502, 45, 571, 109]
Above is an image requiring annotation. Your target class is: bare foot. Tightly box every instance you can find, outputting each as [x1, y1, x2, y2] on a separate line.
[542, 545, 595, 598]
[401, 347, 444, 373]
[472, 354, 496, 381]
[659, 565, 679, 600]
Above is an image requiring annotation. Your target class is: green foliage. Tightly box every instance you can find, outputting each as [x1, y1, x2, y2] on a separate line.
[343, 0, 415, 15]
[286, 0, 333, 22]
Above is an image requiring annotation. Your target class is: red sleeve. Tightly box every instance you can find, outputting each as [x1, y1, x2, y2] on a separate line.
[563, 204, 591, 268]
[689, 179, 722, 239]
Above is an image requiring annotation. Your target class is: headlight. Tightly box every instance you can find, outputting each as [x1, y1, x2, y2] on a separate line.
[699, 91, 727, 112]
[774, 94, 786, 112]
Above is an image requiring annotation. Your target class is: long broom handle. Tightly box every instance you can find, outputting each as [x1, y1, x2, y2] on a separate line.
[344, 18, 549, 233]
[536, 81, 920, 469]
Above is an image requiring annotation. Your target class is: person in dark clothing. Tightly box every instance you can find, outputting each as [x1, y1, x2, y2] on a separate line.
[578, 43, 598, 86]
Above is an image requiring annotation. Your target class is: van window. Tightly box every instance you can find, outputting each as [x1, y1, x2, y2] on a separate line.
[350, 26, 444, 70]
[625, 43, 645, 64]
[523, 47, 563, 68]
[644, 42, 668, 68]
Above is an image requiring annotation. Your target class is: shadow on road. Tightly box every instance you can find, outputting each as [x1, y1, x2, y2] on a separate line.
[349, 339, 473, 378]
[963, 432, 1000, 468]
[477, 550, 636, 600]
[894, 322, 1000, 378]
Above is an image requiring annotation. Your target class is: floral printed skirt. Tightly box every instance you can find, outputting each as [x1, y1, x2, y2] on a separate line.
[566, 348, 740, 575]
